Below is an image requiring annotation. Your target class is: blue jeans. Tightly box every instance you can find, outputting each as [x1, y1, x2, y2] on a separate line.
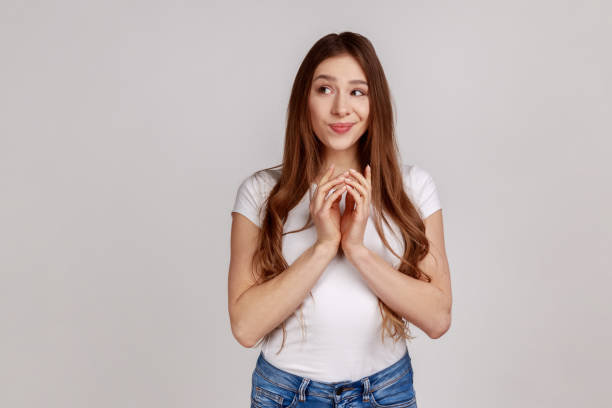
[250, 350, 417, 407]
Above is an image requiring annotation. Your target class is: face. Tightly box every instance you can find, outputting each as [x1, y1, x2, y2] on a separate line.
[308, 54, 370, 153]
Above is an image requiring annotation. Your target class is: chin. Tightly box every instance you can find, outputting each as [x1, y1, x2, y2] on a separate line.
[325, 138, 359, 151]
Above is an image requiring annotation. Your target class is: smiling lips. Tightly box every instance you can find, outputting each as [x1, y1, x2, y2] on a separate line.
[329, 123, 354, 134]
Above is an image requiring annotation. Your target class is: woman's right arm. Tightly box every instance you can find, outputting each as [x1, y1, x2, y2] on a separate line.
[228, 165, 347, 348]
[228, 212, 337, 348]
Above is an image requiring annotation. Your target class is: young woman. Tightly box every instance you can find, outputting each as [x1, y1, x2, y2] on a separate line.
[229, 32, 452, 408]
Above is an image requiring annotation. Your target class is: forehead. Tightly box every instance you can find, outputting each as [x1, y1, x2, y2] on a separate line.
[312, 54, 367, 83]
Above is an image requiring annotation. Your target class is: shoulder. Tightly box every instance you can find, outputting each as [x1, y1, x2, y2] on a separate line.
[237, 166, 280, 193]
[401, 163, 435, 189]
[232, 167, 281, 227]
[400, 163, 442, 220]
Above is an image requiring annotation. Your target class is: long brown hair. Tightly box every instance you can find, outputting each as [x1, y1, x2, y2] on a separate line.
[249, 32, 434, 354]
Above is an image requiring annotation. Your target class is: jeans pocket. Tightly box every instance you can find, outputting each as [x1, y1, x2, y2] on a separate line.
[368, 369, 416, 408]
[251, 371, 298, 408]
[252, 386, 283, 408]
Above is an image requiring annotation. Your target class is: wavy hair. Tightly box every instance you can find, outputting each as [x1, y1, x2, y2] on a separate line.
[249, 32, 434, 354]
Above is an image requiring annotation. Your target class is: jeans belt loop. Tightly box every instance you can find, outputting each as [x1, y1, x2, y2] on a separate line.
[361, 377, 370, 402]
[298, 378, 310, 402]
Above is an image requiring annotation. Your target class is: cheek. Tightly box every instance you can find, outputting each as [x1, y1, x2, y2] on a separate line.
[357, 106, 369, 121]
[309, 102, 326, 123]
[307, 100, 316, 122]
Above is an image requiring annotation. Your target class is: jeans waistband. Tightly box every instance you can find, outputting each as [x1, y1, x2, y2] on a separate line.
[254, 350, 412, 403]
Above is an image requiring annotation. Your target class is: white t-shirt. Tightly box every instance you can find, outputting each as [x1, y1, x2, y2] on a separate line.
[231, 163, 442, 382]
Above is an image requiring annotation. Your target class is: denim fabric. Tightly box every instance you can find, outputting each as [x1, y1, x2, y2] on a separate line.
[250, 350, 417, 408]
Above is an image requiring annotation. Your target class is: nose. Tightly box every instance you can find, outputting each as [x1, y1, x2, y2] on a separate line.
[331, 92, 350, 117]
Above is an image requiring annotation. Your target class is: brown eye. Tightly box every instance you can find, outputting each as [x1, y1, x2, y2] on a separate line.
[318, 86, 331, 94]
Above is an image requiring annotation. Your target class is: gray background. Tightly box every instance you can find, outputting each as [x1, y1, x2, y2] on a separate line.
[1, 0, 611, 407]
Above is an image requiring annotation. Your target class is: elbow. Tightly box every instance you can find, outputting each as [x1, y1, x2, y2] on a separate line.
[229, 302, 256, 348]
[231, 318, 257, 348]
[428, 311, 451, 339]
[428, 291, 452, 339]
[233, 330, 255, 348]
[236, 336, 256, 349]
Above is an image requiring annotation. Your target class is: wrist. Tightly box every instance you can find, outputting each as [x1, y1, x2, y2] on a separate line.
[343, 243, 368, 260]
[314, 240, 339, 259]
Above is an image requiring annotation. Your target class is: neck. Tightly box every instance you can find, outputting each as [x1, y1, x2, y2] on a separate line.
[318, 150, 361, 180]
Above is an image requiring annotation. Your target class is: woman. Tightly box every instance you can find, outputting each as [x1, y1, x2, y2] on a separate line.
[229, 32, 452, 408]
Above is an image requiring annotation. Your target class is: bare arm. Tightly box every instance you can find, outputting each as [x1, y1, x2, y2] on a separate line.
[344, 209, 452, 339]
[228, 212, 337, 348]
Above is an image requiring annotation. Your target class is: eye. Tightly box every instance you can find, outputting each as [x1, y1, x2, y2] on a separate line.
[318, 86, 332, 94]
[316, 86, 368, 96]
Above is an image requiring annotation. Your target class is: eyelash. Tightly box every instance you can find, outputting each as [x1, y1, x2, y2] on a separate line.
[317, 86, 368, 96]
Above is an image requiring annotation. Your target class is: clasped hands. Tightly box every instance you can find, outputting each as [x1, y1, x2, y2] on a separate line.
[310, 163, 371, 256]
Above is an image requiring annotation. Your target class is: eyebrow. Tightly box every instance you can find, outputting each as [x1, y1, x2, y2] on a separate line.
[313, 74, 368, 86]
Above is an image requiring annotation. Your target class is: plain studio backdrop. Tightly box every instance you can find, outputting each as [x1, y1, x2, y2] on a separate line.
[1, 1, 611, 407]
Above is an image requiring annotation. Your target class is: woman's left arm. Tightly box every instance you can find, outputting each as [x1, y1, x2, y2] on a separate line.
[344, 210, 452, 339]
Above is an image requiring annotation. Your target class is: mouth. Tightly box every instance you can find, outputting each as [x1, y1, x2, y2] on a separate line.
[329, 123, 354, 134]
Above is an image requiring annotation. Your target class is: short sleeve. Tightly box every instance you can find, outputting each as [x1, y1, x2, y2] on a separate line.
[404, 164, 442, 220]
[231, 173, 265, 228]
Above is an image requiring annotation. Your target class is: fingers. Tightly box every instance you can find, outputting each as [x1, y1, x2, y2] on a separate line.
[348, 167, 370, 189]
[313, 165, 372, 214]
[345, 184, 363, 213]
[322, 184, 347, 212]
[314, 174, 345, 210]
[329, 183, 344, 209]
[344, 184, 356, 212]
[344, 178, 367, 197]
